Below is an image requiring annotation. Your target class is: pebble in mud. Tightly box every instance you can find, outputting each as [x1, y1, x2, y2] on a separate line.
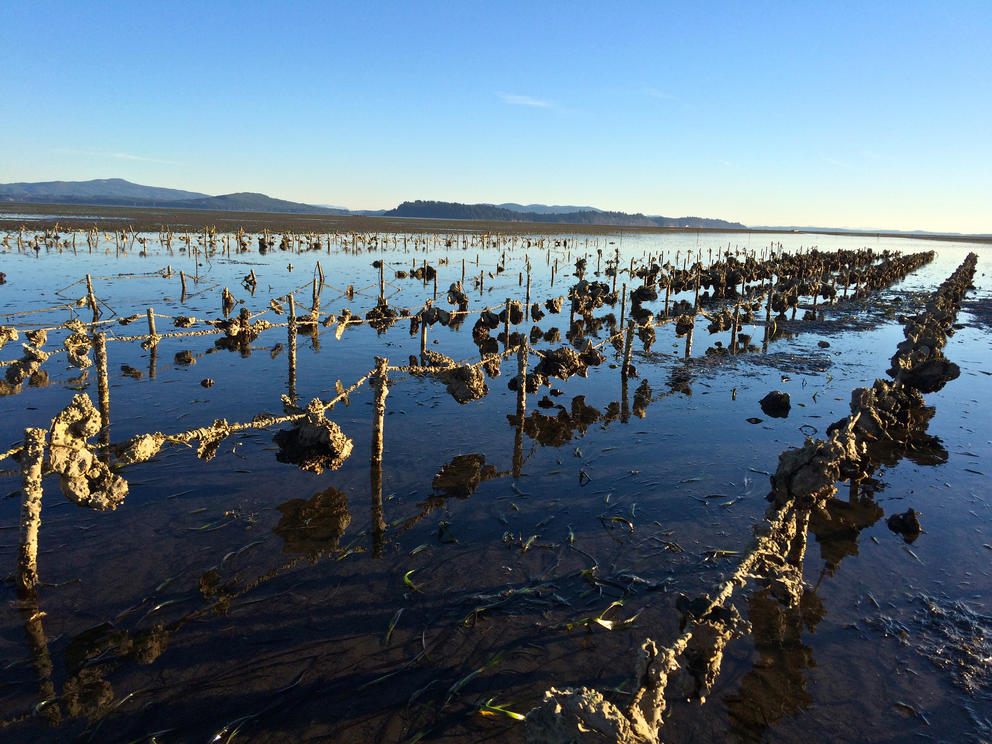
[201, 378, 215, 388]
[818, 340, 831, 348]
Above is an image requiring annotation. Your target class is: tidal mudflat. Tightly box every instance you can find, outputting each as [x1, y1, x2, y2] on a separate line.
[1, 224, 989, 743]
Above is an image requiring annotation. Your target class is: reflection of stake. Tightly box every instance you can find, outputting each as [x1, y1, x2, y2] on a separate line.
[17, 428, 46, 592]
[684, 323, 694, 360]
[19, 589, 61, 724]
[513, 339, 528, 479]
[621, 320, 634, 378]
[370, 357, 389, 558]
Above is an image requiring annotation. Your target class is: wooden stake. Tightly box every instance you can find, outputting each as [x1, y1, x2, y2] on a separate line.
[288, 294, 297, 402]
[17, 427, 46, 592]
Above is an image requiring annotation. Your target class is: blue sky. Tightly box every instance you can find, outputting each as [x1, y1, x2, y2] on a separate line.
[2, 1, 990, 232]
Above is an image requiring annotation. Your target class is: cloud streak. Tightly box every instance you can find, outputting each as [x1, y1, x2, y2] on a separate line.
[111, 152, 177, 164]
[497, 93, 552, 108]
[642, 86, 676, 101]
[52, 147, 178, 165]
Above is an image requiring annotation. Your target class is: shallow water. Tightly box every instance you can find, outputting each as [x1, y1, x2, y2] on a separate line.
[0, 229, 989, 742]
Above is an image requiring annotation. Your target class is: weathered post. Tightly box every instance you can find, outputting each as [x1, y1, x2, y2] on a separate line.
[17, 428, 46, 592]
[370, 357, 389, 558]
[86, 274, 99, 322]
[512, 338, 528, 479]
[525, 263, 531, 320]
[94, 331, 110, 455]
[288, 294, 297, 403]
[619, 283, 627, 331]
[504, 297, 512, 351]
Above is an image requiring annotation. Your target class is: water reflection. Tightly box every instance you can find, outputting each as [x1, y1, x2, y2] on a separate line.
[720, 378, 951, 743]
[273, 486, 351, 559]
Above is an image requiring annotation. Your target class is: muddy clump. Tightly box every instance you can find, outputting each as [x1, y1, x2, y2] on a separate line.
[439, 365, 488, 403]
[365, 300, 399, 334]
[211, 308, 274, 347]
[446, 282, 469, 309]
[62, 319, 93, 369]
[534, 346, 587, 382]
[5, 344, 50, 385]
[48, 394, 127, 510]
[274, 399, 354, 473]
[886, 508, 922, 542]
[499, 300, 526, 325]
[674, 314, 694, 337]
[508, 371, 548, 394]
[416, 352, 489, 403]
[0, 325, 18, 351]
[759, 391, 791, 418]
[525, 686, 653, 744]
[769, 418, 864, 508]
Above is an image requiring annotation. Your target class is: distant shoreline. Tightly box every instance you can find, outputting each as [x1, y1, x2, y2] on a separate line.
[1, 201, 989, 244]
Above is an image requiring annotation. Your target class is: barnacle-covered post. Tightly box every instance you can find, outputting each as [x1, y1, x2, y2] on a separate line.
[420, 301, 430, 355]
[288, 293, 297, 403]
[17, 427, 46, 592]
[93, 331, 111, 459]
[146, 307, 158, 379]
[370, 357, 389, 557]
[504, 297, 511, 351]
[85, 273, 99, 322]
[513, 339, 528, 479]
[730, 301, 741, 355]
[525, 261, 531, 320]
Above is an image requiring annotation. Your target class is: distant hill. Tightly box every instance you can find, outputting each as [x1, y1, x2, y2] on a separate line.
[0, 178, 209, 202]
[750, 224, 992, 238]
[0, 179, 745, 228]
[0, 179, 348, 215]
[495, 203, 602, 215]
[385, 200, 745, 229]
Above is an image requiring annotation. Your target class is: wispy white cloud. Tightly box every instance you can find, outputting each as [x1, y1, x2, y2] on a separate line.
[52, 147, 178, 165]
[642, 86, 676, 101]
[823, 156, 854, 170]
[497, 93, 552, 108]
[111, 151, 177, 164]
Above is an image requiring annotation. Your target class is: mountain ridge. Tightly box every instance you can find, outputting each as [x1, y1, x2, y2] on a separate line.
[0, 178, 746, 228]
